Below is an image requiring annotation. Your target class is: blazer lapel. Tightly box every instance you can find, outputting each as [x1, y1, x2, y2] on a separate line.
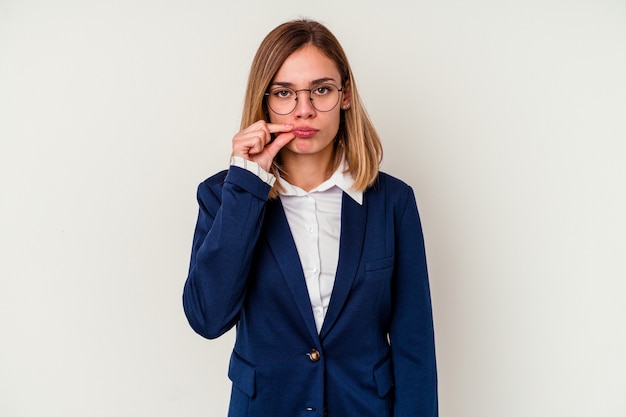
[320, 192, 368, 339]
[263, 199, 320, 342]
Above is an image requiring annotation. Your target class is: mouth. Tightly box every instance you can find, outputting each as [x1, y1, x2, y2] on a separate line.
[292, 127, 319, 138]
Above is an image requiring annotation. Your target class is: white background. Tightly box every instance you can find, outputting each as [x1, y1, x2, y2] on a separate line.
[1, 1, 625, 416]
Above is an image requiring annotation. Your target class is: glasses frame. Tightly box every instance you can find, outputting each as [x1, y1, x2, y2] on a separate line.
[264, 84, 344, 115]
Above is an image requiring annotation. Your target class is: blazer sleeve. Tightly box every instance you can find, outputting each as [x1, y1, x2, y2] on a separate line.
[182, 166, 271, 339]
[390, 186, 438, 417]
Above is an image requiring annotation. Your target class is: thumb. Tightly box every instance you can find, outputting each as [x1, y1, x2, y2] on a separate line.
[264, 132, 295, 159]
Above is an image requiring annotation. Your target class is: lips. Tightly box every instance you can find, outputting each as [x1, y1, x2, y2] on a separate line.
[292, 127, 319, 138]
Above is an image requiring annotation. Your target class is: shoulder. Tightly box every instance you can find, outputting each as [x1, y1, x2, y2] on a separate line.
[199, 169, 228, 189]
[364, 172, 421, 222]
[198, 169, 228, 194]
[197, 167, 272, 204]
[198, 167, 260, 193]
[376, 171, 413, 191]
[366, 171, 415, 201]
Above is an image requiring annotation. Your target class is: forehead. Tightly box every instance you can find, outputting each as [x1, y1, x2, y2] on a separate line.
[272, 44, 341, 85]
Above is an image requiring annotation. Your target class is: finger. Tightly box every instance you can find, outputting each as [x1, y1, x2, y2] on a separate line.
[264, 132, 295, 158]
[233, 133, 265, 157]
[239, 122, 274, 146]
[239, 120, 269, 133]
[267, 123, 294, 134]
[236, 122, 267, 144]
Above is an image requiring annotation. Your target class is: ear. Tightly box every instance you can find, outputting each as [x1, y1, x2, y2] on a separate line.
[341, 80, 351, 110]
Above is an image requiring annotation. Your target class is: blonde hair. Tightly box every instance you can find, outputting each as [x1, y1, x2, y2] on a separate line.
[241, 19, 382, 198]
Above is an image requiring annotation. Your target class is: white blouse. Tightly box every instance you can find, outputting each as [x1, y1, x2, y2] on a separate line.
[229, 156, 362, 333]
[277, 166, 362, 333]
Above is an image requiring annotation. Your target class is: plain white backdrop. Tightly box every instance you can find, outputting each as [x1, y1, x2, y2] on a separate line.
[1, 1, 625, 416]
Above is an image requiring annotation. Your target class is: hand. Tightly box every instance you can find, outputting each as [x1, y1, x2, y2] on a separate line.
[232, 121, 295, 172]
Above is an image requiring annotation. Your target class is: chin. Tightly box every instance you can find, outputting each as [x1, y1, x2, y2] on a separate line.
[291, 137, 334, 155]
[285, 139, 313, 153]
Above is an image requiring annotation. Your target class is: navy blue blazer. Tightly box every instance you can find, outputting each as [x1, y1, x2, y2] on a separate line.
[183, 166, 438, 417]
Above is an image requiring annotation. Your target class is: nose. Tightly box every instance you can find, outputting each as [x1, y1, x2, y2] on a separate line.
[294, 91, 315, 118]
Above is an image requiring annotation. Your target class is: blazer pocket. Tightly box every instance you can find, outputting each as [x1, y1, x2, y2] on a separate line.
[365, 256, 394, 281]
[228, 351, 256, 398]
[373, 355, 394, 398]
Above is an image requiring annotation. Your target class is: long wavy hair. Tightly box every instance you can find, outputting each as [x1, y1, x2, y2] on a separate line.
[240, 19, 382, 198]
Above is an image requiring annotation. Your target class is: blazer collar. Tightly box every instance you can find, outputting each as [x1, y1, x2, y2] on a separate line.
[320, 192, 367, 338]
[264, 198, 320, 342]
[263, 192, 368, 341]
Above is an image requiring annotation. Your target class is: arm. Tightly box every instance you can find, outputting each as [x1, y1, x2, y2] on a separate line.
[183, 120, 295, 339]
[182, 166, 271, 339]
[390, 187, 438, 417]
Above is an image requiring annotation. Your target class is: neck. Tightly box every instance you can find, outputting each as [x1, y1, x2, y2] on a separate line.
[279, 151, 336, 192]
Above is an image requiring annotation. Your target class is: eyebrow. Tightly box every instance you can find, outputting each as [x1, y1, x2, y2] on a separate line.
[270, 77, 338, 88]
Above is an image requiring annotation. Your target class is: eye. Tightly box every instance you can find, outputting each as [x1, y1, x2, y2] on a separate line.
[271, 89, 294, 99]
[311, 85, 333, 96]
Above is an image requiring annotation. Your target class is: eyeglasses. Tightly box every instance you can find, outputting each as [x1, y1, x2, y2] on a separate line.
[264, 83, 343, 115]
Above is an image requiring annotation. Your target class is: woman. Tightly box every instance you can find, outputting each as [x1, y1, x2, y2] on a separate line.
[183, 19, 438, 417]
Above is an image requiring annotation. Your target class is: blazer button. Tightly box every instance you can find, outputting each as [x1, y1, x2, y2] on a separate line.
[307, 348, 321, 362]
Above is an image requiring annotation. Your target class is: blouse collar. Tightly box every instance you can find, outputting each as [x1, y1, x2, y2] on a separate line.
[277, 161, 363, 205]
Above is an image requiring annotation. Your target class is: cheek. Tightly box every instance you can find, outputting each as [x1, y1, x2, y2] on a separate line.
[329, 112, 342, 133]
[267, 111, 278, 123]
[268, 112, 289, 124]
[265, 105, 285, 124]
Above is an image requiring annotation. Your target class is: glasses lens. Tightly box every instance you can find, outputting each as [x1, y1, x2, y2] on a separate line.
[267, 88, 296, 115]
[266, 84, 340, 115]
[310, 84, 340, 112]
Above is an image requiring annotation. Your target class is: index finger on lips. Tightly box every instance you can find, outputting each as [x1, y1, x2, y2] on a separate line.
[235, 124, 270, 145]
[239, 120, 269, 135]
[267, 123, 294, 134]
